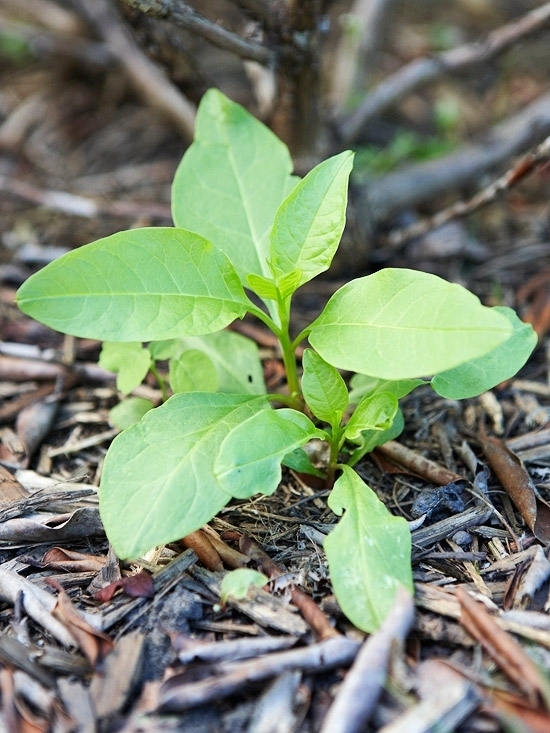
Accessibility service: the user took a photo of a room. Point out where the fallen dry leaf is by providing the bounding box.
[46,579,113,670]
[40,547,107,573]
[485,688,550,733]
[94,572,154,602]
[181,529,223,571]
[481,434,550,543]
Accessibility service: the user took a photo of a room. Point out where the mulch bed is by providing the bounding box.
[3,7,550,731]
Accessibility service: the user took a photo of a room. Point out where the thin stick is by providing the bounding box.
[386,134,550,247]
[341,2,550,143]
[122,0,273,65]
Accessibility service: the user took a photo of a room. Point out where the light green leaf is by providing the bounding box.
[100,393,269,559]
[176,331,266,395]
[309,268,513,380]
[148,340,180,360]
[99,342,152,395]
[347,409,404,465]
[214,408,324,499]
[220,568,268,603]
[169,350,218,393]
[325,465,412,632]
[246,274,279,301]
[282,447,326,478]
[302,349,348,426]
[16,228,250,342]
[172,89,298,282]
[109,397,154,430]
[431,307,537,399]
[344,391,398,442]
[348,374,425,405]
[269,152,354,290]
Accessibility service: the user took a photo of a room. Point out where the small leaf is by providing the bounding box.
[100,393,269,559]
[344,392,398,442]
[309,268,513,380]
[431,307,536,399]
[219,568,268,603]
[325,465,412,632]
[348,375,425,405]
[17,228,250,342]
[282,447,326,478]
[269,151,354,291]
[109,397,154,430]
[246,273,279,300]
[302,349,349,426]
[99,342,152,395]
[214,408,324,499]
[170,350,218,393]
[176,331,266,395]
[172,89,297,282]
[347,409,405,464]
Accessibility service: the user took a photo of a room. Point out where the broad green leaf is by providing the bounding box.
[169,350,218,393]
[348,374,425,405]
[431,307,536,399]
[16,228,250,342]
[344,391,398,442]
[172,89,298,282]
[325,465,412,632]
[100,393,269,559]
[309,269,513,380]
[109,397,154,430]
[99,342,152,395]
[269,152,354,290]
[302,349,348,426]
[214,408,324,499]
[148,340,180,360]
[220,568,268,603]
[176,331,266,395]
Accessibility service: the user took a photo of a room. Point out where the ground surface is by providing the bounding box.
[2,2,550,731]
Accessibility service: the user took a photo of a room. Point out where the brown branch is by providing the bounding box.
[73,0,196,140]
[386,134,550,247]
[0,175,172,221]
[359,91,550,226]
[340,1,550,144]
[122,0,274,65]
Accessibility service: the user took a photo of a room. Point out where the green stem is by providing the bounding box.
[150,364,168,402]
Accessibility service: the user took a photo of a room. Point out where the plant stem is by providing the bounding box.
[150,364,168,402]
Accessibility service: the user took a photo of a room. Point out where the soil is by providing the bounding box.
[2,2,550,731]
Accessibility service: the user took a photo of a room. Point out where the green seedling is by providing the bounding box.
[16,90,536,632]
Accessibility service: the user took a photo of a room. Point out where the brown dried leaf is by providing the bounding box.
[46,579,113,669]
[481,434,550,543]
[41,547,107,573]
[15,396,59,466]
[0,465,28,502]
[486,688,550,733]
[94,572,154,602]
[181,529,223,571]
[457,587,546,706]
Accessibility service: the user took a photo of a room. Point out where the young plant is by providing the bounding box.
[16,90,536,632]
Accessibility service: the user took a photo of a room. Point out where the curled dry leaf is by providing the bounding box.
[15,394,60,466]
[94,572,154,602]
[46,579,113,669]
[181,530,224,572]
[40,547,107,573]
[481,434,550,543]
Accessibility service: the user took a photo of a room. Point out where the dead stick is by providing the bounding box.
[239,534,339,640]
[320,587,414,733]
[375,441,462,486]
